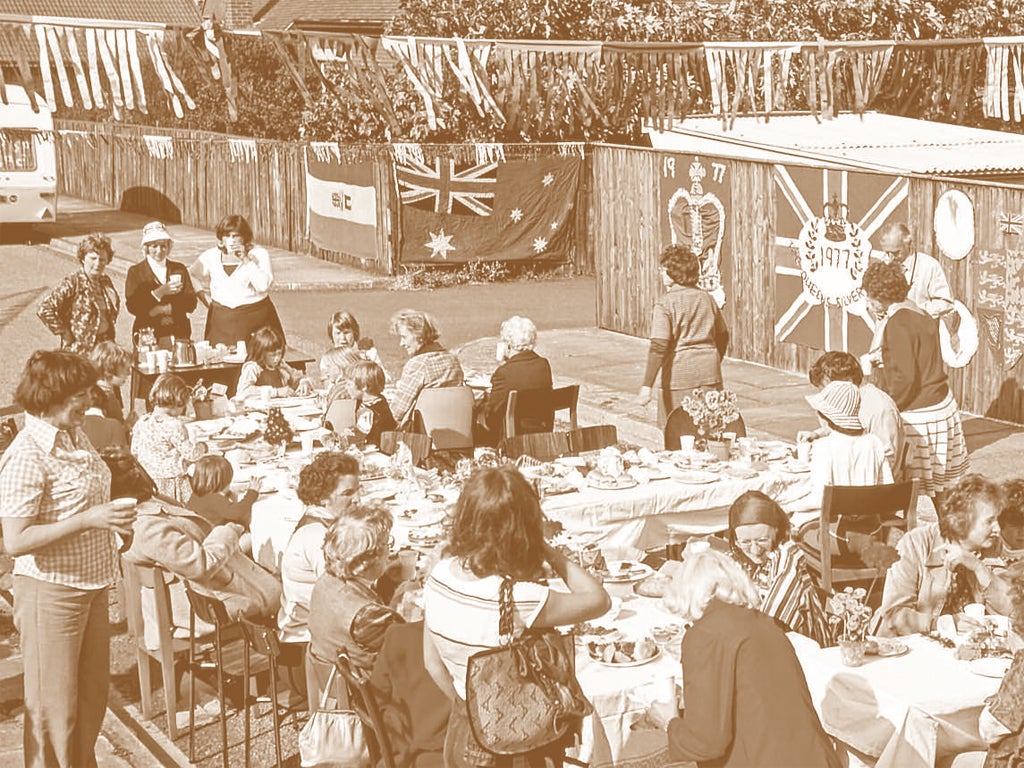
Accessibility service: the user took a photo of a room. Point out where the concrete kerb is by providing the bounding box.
[104,690,194,768]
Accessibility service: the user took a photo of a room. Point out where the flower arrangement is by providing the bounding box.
[680,388,739,439]
[826,587,873,643]
[190,379,212,403]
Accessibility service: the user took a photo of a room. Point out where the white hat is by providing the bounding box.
[141,221,172,245]
[805,381,862,431]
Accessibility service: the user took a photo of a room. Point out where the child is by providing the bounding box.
[132,373,208,503]
[89,340,133,423]
[82,385,129,452]
[187,454,262,528]
[348,359,396,447]
[236,325,312,400]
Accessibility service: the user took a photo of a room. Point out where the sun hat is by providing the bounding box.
[141,221,172,245]
[805,380,862,430]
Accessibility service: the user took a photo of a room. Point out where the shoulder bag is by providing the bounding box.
[464,577,591,755]
[299,663,370,768]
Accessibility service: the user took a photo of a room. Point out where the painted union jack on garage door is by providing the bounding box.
[773,165,908,354]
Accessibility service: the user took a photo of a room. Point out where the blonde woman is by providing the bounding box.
[650,549,840,768]
[307,502,403,675]
[388,309,463,426]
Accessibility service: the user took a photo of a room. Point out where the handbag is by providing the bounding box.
[99,447,158,502]
[299,664,370,768]
[465,577,591,755]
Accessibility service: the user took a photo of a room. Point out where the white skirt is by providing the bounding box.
[900,391,970,496]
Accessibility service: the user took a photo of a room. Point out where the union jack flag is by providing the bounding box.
[1000,213,1023,236]
[396,158,497,216]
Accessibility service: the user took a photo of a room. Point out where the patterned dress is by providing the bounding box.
[130,411,205,503]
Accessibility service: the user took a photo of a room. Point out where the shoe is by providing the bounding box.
[174,700,225,731]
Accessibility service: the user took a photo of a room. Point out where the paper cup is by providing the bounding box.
[156,350,170,373]
[679,435,695,452]
[964,603,986,622]
[111,497,138,510]
[300,432,315,455]
[169,274,182,288]
[398,550,419,581]
[144,349,158,371]
[860,353,874,376]
[260,385,273,403]
[236,340,247,357]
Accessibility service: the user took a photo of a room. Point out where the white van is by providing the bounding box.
[0,85,56,224]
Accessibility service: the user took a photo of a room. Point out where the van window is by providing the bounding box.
[0,133,36,171]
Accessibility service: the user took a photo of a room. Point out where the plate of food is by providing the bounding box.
[573,623,620,641]
[722,463,758,480]
[633,573,673,598]
[586,471,638,491]
[392,504,447,527]
[541,477,579,496]
[865,637,910,657]
[777,458,811,474]
[407,526,444,545]
[970,657,1012,678]
[587,636,660,667]
[600,560,654,583]
[673,469,719,485]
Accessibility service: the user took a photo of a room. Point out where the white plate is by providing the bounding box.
[590,647,661,668]
[674,470,719,485]
[777,459,811,474]
[970,657,1012,678]
[393,506,447,527]
[587,476,638,491]
[601,561,654,583]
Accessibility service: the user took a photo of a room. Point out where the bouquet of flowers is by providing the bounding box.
[826,587,873,643]
[190,379,212,403]
[680,389,739,439]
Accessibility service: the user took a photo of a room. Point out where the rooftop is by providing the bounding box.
[254,0,399,31]
[0,0,201,26]
[649,113,1024,178]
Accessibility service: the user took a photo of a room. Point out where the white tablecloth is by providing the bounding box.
[792,633,1000,768]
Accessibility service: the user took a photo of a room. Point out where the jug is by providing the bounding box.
[133,327,157,363]
[171,337,197,367]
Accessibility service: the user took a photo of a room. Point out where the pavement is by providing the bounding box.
[4,194,1024,766]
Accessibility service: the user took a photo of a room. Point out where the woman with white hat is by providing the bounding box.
[124,221,198,345]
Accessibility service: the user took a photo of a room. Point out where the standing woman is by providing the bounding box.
[38,233,121,355]
[0,351,137,767]
[124,222,197,346]
[189,214,285,347]
[423,466,610,768]
[862,260,970,504]
[637,244,730,424]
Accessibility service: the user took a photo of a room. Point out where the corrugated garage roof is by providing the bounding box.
[649,113,1024,177]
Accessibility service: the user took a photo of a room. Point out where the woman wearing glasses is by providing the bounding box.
[727,491,832,646]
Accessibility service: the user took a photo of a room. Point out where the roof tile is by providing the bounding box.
[255,0,399,29]
[0,0,201,26]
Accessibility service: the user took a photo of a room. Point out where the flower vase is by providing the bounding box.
[193,399,214,421]
[838,638,866,667]
[706,437,732,462]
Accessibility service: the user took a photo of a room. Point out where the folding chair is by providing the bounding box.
[412,386,475,451]
[568,425,618,454]
[324,398,358,432]
[798,479,920,594]
[335,652,397,768]
[505,385,580,439]
[238,618,286,768]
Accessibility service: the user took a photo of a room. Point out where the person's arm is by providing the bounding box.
[36,276,75,343]
[712,304,730,359]
[921,260,956,320]
[665,624,736,763]
[389,360,423,426]
[171,267,199,316]
[235,362,262,400]
[534,542,610,627]
[877,532,932,636]
[3,503,135,556]
[170,421,207,463]
[188,254,212,308]
[640,302,673,391]
[422,626,457,701]
[483,364,509,428]
[244,247,273,294]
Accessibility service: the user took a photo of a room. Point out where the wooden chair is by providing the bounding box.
[412,386,475,451]
[324,398,358,432]
[663,407,746,450]
[185,587,268,768]
[238,618,286,768]
[335,652,397,768]
[379,431,432,467]
[568,424,618,454]
[120,556,191,740]
[504,385,580,439]
[798,479,919,594]
[500,431,572,462]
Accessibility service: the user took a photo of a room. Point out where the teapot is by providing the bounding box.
[171,337,197,367]
[133,327,157,362]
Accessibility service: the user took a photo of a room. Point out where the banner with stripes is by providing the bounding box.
[304,147,378,261]
[773,165,908,354]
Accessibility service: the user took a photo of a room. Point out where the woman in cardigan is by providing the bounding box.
[124,222,198,347]
[637,244,730,425]
[38,234,121,355]
[862,259,969,503]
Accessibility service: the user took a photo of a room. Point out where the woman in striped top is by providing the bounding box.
[423,466,609,768]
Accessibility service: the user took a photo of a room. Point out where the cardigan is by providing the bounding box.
[37,270,120,354]
[642,285,729,394]
[667,599,841,768]
[483,350,553,438]
[877,304,949,412]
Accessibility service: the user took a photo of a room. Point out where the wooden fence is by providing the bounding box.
[54,121,595,276]
[590,143,1024,424]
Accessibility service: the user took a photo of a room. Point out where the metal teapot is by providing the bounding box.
[171,337,197,367]
[133,327,157,362]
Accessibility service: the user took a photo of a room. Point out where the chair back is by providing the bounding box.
[184,585,234,628]
[121,556,176,655]
[379,431,432,467]
[500,431,572,462]
[412,386,474,450]
[664,408,746,450]
[238,617,281,660]
[335,652,397,768]
[817,479,919,593]
[324,398,358,432]
[568,425,618,454]
[505,385,579,439]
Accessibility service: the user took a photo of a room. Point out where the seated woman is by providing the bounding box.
[649,548,840,766]
[727,491,831,646]
[877,474,1012,636]
[389,309,464,427]
[278,452,361,644]
[477,316,553,447]
[307,503,404,675]
[320,311,364,387]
